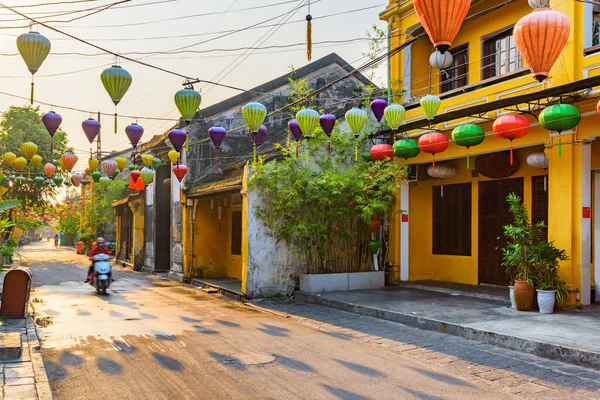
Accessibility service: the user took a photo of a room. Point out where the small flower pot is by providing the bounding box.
[536,289,556,314]
[513,279,535,311]
[509,285,516,309]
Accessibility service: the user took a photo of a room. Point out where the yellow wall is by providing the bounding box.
[189,192,242,280]
[129,198,145,270]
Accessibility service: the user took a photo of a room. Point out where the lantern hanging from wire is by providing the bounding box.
[288,119,304,160]
[429,51,454,70]
[44,163,55,178]
[296,108,319,164]
[115,157,127,171]
[242,102,268,162]
[421,94,441,124]
[427,163,457,197]
[16,29,51,105]
[418,131,449,173]
[249,125,268,162]
[88,157,99,171]
[527,150,549,191]
[3,152,16,167]
[130,169,140,183]
[126,123,144,150]
[140,167,155,186]
[53,176,64,187]
[14,157,27,172]
[493,114,530,164]
[152,157,161,170]
[141,154,154,167]
[100,64,132,134]
[173,164,188,182]
[384,104,406,133]
[61,152,78,172]
[21,142,38,160]
[369,144,394,161]
[174,85,201,124]
[413,0,470,54]
[99,176,111,188]
[538,104,580,157]
[71,173,83,187]
[91,171,101,183]
[393,139,420,160]
[82,118,100,158]
[168,150,179,164]
[370,99,388,138]
[345,108,368,161]
[168,129,187,153]
[102,159,118,177]
[208,126,227,173]
[30,154,42,169]
[513,8,570,82]
[451,124,485,169]
[319,114,336,156]
[34,176,44,187]
[42,111,62,153]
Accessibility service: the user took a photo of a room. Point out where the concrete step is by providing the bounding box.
[398,281,510,304]
[0,332,22,361]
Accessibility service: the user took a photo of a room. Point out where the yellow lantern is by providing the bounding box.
[141,154,154,167]
[115,157,127,171]
[30,154,42,168]
[88,157,99,171]
[21,142,38,160]
[3,152,16,166]
[168,150,179,164]
[14,157,27,171]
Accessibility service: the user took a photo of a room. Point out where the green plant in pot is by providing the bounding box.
[532,242,569,314]
[502,193,543,311]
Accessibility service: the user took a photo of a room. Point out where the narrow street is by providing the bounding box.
[19,241,598,400]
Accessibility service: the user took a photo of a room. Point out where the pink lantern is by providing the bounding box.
[102,159,118,177]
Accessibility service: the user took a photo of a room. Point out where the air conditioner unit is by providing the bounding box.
[406,164,419,182]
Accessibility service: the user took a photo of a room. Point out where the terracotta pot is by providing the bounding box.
[513,280,535,311]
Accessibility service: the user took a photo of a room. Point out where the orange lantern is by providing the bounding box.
[61,152,79,172]
[513,8,570,82]
[413,0,471,54]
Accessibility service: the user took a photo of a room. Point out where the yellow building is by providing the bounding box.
[381,0,600,304]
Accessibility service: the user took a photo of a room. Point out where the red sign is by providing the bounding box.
[401,213,409,223]
[583,207,591,219]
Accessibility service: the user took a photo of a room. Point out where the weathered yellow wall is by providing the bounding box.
[129,198,145,271]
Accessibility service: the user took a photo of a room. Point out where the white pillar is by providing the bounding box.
[400,181,410,281]
[595,172,600,302]
[403,43,412,105]
[581,144,592,305]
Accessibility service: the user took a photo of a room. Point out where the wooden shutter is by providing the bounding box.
[231,211,242,255]
[531,175,548,242]
[432,183,472,255]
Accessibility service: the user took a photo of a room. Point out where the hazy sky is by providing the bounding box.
[0,0,388,171]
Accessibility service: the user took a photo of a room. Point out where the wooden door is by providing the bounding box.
[478,178,524,285]
[531,175,549,242]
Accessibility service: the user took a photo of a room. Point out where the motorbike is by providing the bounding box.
[90,253,112,295]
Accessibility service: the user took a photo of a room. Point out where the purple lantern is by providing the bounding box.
[125,123,144,149]
[255,125,267,145]
[319,114,336,155]
[82,118,101,159]
[288,119,303,160]
[42,111,62,137]
[168,128,187,152]
[370,99,388,137]
[208,126,227,173]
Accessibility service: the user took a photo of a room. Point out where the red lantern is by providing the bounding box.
[369,218,380,234]
[173,164,188,182]
[493,114,530,165]
[369,144,394,161]
[418,131,449,173]
[597,99,600,115]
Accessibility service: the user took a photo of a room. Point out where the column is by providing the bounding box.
[581,144,592,305]
[400,181,409,281]
[595,172,600,302]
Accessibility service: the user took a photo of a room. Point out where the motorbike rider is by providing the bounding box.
[54,234,59,248]
[85,237,112,283]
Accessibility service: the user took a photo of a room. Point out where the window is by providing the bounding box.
[441,44,469,93]
[531,176,548,243]
[482,28,523,80]
[231,211,242,255]
[593,6,600,47]
[432,183,471,256]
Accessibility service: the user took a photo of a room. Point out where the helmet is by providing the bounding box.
[97,237,105,244]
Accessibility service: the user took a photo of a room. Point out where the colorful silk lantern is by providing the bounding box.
[393,139,420,160]
[167,150,179,164]
[174,87,201,123]
[346,108,368,161]
[288,119,304,160]
[71,173,83,187]
[369,240,380,255]
[34,176,44,187]
[115,157,127,171]
[3,152,16,167]
[493,114,530,164]
[53,176,64,187]
[128,165,137,171]
[102,159,118,177]
[126,123,144,149]
[82,118,100,157]
[14,157,27,171]
[141,154,154,167]
[140,167,155,186]
[99,176,111,188]
[42,111,62,137]
[297,109,319,163]
[21,142,38,160]
[81,179,88,186]
[319,114,336,156]
[100,65,132,133]
[427,163,457,197]
[369,144,394,161]
[384,104,406,132]
[451,124,485,168]
[242,102,267,133]
[88,157,99,171]
[112,169,120,180]
[30,154,42,169]
[168,129,187,153]
[16,30,51,104]
[130,170,141,183]
[429,51,454,69]
[527,150,549,191]
[413,0,470,53]
[418,131,449,173]
[152,158,161,170]
[513,8,570,82]
[61,152,78,172]
[173,164,188,182]
[249,125,267,162]
[370,99,388,138]
[64,180,72,187]
[208,126,227,173]
[420,94,441,123]
[538,104,581,156]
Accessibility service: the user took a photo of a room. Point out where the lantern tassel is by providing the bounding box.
[431,157,435,174]
[114,112,118,134]
[216,152,219,174]
[544,175,547,192]
[296,146,299,160]
[305,143,309,165]
[355,144,358,161]
[377,126,381,138]
[441,184,444,198]
[466,153,470,169]
[306,17,312,61]
[30,80,34,105]
[328,141,331,156]
[510,146,514,165]
[253,143,257,163]
[558,137,562,157]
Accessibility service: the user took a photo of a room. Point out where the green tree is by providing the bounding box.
[0,106,72,207]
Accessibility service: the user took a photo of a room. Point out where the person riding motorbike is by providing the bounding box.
[85,237,112,283]
[54,234,59,248]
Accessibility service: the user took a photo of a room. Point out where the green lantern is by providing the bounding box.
[128,165,137,171]
[345,108,368,161]
[174,87,201,123]
[112,169,120,180]
[17,31,51,105]
[64,180,72,187]
[363,151,372,162]
[50,182,56,188]
[296,109,319,139]
[152,157,162,170]
[393,139,420,160]
[16,176,26,185]
[26,178,34,185]
[242,102,267,133]
[99,176,111,188]
[81,179,88,186]
[451,124,485,168]
[369,240,380,255]
[100,65,133,134]
[44,179,50,185]
[91,171,102,183]
[9,175,16,182]
[539,104,581,157]
[384,104,406,131]
[420,94,441,123]
[53,176,64,187]
[140,167,155,186]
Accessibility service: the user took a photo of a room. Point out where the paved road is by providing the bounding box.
[19,241,600,399]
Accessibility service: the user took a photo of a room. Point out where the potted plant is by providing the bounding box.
[532,241,569,314]
[1,244,13,266]
[502,193,544,311]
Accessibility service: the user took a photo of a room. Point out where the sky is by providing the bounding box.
[0,0,389,172]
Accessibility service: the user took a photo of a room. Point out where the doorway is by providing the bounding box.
[478,178,524,285]
[154,165,171,271]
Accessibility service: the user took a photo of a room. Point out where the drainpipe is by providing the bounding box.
[387,21,392,104]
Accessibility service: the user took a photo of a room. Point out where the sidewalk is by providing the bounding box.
[293,286,600,370]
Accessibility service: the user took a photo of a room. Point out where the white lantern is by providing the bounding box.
[528,0,550,9]
[427,164,456,197]
[429,51,454,70]
[526,151,548,169]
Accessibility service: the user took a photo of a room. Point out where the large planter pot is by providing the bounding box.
[300,271,385,293]
[537,289,556,314]
[509,285,516,309]
[513,280,535,311]
[1,255,9,265]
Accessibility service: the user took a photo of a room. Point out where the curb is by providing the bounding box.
[295,291,600,371]
[27,305,53,400]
